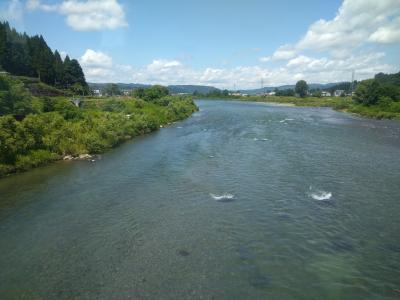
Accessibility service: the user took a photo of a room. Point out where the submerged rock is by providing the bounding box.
[177,249,190,257]
[78,154,92,160]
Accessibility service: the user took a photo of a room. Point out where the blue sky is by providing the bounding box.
[1,0,400,88]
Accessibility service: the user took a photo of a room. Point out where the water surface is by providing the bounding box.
[1,100,400,299]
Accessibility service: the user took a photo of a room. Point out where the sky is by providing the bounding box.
[1,0,400,89]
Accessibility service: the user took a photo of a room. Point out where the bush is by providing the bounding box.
[354,79,381,106]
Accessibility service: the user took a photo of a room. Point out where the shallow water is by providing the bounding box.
[1,100,400,299]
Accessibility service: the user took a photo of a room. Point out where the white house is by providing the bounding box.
[321,91,331,97]
[93,89,102,97]
[334,90,345,97]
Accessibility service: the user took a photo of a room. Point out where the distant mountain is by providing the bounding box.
[89,82,350,95]
[168,85,219,94]
[239,83,345,95]
[89,83,219,94]
[89,83,151,90]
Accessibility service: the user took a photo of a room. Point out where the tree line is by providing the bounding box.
[0,22,87,92]
[0,75,198,177]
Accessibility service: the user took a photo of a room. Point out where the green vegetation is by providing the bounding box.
[295,80,309,97]
[0,21,87,93]
[0,76,198,177]
[198,72,400,120]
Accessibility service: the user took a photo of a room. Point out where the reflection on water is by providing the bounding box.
[0,100,400,299]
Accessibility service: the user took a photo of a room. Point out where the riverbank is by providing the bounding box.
[0,96,198,178]
[196,96,400,120]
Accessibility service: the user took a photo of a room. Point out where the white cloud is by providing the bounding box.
[80,49,113,68]
[297,0,400,53]
[260,0,400,63]
[147,59,182,72]
[271,45,297,61]
[59,51,68,60]
[369,17,400,43]
[78,1,399,88]
[26,0,57,11]
[0,0,24,22]
[80,49,395,89]
[26,0,127,31]
[259,56,270,63]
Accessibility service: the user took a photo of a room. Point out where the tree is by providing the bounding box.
[63,58,87,91]
[0,22,6,69]
[53,50,64,87]
[142,85,169,102]
[104,84,121,96]
[0,75,33,115]
[133,87,145,99]
[353,79,381,106]
[71,83,85,96]
[295,80,308,97]
[0,22,88,90]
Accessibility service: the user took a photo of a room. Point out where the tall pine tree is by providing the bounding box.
[0,22,87,89]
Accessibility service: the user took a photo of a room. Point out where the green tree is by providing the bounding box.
[71,83,85,96]
[104,83,121,96]
[133,87,145,99]
[295,80,308,97]
[53,50,64,87]
[28,35,55,84]
[0,22,6,69]
[142,85,169,102]
[353,79,382,106]
[0,75,33,115]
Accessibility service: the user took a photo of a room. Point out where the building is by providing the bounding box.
[334,90,345,97]
[321,91,331,97]
[93,89,102,97]
[122,89,131,96]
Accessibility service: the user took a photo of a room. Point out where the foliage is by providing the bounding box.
[295,80,309,97]
[0,75,35,115]
[139,85,170,102]
[104,83,121,96]
[0,21,87,92]
[353,79,382,106]
[275,89,295,97]
[0,78,198,177]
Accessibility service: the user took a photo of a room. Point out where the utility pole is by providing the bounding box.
[261,78,264,95]
[350,70,355,95]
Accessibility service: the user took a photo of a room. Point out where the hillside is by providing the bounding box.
[88,83,219,95]
[0,22,87,92]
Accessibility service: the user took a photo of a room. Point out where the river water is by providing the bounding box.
[0,100,400,299]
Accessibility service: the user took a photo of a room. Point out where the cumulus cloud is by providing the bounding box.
[81,49,395,89]
[80,49,113,68]
[26,0,127,31]
[271,45,297,61]
[78,1,398,88]
[260,0,400,63]
[297,0,400,53]
[369,17,400,43]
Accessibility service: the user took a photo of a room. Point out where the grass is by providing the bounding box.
[201,95,400,120]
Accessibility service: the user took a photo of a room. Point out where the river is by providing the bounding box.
[1,100,400,299]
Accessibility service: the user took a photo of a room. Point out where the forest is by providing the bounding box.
[0,21,87,93]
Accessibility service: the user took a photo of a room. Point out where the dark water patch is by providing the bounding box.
[177,249,190,257]
[330,236,356,253]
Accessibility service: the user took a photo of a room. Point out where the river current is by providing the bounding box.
[0,100,399,299]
